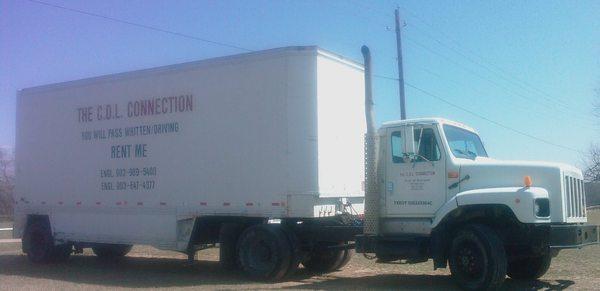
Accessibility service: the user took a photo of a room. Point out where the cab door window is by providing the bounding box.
[391,131,404,163]
[414,128,441,162]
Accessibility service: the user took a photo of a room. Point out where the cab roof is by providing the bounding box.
[381,117,477,133]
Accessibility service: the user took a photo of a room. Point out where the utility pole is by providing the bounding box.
[395,8,407,120]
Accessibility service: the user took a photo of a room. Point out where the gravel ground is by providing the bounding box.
[0,211,598,290]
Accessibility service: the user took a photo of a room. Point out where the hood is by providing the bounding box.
[458,157,584,223]
[458,157,581,192]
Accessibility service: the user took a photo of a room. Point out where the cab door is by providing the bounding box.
[385,125,446,217]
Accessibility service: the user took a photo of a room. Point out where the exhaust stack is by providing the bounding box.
[361,46,380,235]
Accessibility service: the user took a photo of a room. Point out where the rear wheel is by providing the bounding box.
[219,223,244,270]
[302,242,353,273]
[280,225,304,278]
[237,224,292,281]
[507,252,551,280]
[448,224,507,291]
[92,244,132,258]
[337,248,354,269]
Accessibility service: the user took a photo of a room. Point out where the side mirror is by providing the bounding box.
[403,125,416,157]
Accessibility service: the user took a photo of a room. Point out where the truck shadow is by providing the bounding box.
[285,273,459,290]
[0,254,253,287]
[284,274,574,291]
[0,254,575,290]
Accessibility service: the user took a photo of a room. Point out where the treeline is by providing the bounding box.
[0,148,14,217]
[586,182,600,207]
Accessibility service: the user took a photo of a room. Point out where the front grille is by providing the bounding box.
[564,176,586,218]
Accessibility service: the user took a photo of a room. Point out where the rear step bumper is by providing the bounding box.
[550,224,599,249]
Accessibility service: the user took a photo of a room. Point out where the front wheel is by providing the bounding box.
[507,252,551,280]
[448,224,507,291]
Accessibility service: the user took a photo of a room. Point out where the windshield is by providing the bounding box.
[443,125,488,159]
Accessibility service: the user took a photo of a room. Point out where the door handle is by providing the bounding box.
[448,175,470,190]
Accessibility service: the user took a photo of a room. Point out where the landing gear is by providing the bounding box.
[23,219,72,263]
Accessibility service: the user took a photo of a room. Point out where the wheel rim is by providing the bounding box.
[455,241,485,280]
[247,238,277,274]
[255,240,273,262]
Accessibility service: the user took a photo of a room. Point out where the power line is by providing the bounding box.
[405,21,585,114]
[402,36,596,124]
[25,0,584,154]
[355,1,589,118]
[407,82,582,154]
[348,1,594,125]
[373,74,583,154]
[411,66,596,131]
[397,5,584,113]
[26,0,253,52]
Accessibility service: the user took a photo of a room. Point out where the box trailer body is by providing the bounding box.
[14,47,365,252]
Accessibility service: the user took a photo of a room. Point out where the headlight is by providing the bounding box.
[534,198,550,217]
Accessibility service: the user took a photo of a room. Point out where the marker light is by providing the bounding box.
[448,171,459,179]
[524,176,532,187]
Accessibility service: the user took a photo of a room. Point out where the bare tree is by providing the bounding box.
[585,90,600,182]
[595,88,600,120]
[0,148,15,216]
[584,144,600,182]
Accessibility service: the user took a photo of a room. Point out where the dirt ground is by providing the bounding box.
[0,211,598,290]
[0,221,13,240]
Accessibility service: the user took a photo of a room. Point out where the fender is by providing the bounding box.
[432,186,550,228]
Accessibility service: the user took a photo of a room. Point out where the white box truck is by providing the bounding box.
[14,46,365,280]
[15,45,599,289]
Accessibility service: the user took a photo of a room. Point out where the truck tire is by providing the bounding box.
[302,242,351,273]
[219,223,243,270]
[237,224,292,281]
[448,224,507,291]
[507,252,551,280]
[92,244,133,258]
[337,249,354,269]
[23,220,54,263]
[280,226,304,278]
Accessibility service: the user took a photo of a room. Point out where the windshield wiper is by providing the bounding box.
[454,149,476,159]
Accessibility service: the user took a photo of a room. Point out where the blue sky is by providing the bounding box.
[1,0,598,166]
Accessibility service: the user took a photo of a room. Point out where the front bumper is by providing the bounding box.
[550,224,599,249]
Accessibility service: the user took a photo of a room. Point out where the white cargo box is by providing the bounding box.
[15,46,365,248]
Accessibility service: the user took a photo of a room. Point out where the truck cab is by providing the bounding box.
[357,117,599,290]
